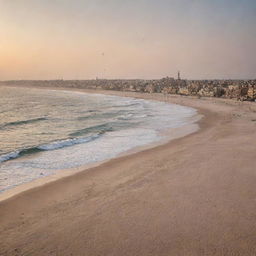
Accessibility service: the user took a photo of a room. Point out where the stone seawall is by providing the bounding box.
[1,78,256,101]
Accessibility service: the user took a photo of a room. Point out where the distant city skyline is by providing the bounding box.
[0,0,255,80]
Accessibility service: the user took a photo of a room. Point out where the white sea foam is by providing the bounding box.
[0,89,199,193]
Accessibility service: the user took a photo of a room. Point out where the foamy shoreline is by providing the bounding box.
[0,85,201,201]
[1,85,256,255]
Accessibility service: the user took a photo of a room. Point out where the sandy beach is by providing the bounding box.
[1,88,256,256]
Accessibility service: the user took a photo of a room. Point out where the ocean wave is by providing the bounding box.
[0,134,100,163]
[1,117,47,129]
[38,135,99,150]
[69,120,139,137]
[69,123,114,137]
[77,110,129,121]
[117,114,133,120]
[0,151,20,163]
[112,102,140,108]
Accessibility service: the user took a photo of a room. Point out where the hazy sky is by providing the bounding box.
[0,0,255,80]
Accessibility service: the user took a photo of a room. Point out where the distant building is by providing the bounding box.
[178,71,181,80]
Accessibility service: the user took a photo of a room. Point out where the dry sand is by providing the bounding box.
[0,88,256,256]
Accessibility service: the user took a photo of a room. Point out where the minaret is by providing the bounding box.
[178,71,181,80]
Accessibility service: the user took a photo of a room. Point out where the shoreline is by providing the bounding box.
[1,85,256,255]
[0,85,201,202]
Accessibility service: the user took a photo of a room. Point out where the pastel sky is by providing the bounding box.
[0,0,255,80]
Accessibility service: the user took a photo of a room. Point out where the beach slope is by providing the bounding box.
[1,92,256,256]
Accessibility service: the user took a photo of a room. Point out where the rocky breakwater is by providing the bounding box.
[1,78,255,101]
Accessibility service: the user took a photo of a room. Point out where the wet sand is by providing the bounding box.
[1,87,256,255]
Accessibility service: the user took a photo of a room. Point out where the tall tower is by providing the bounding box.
[178,71,181,80]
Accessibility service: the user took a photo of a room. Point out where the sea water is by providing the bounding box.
[0,86,198,192]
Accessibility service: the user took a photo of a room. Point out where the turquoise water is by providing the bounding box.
[0,86,198,192]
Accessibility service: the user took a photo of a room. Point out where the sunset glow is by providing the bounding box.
[0,0,255,80]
